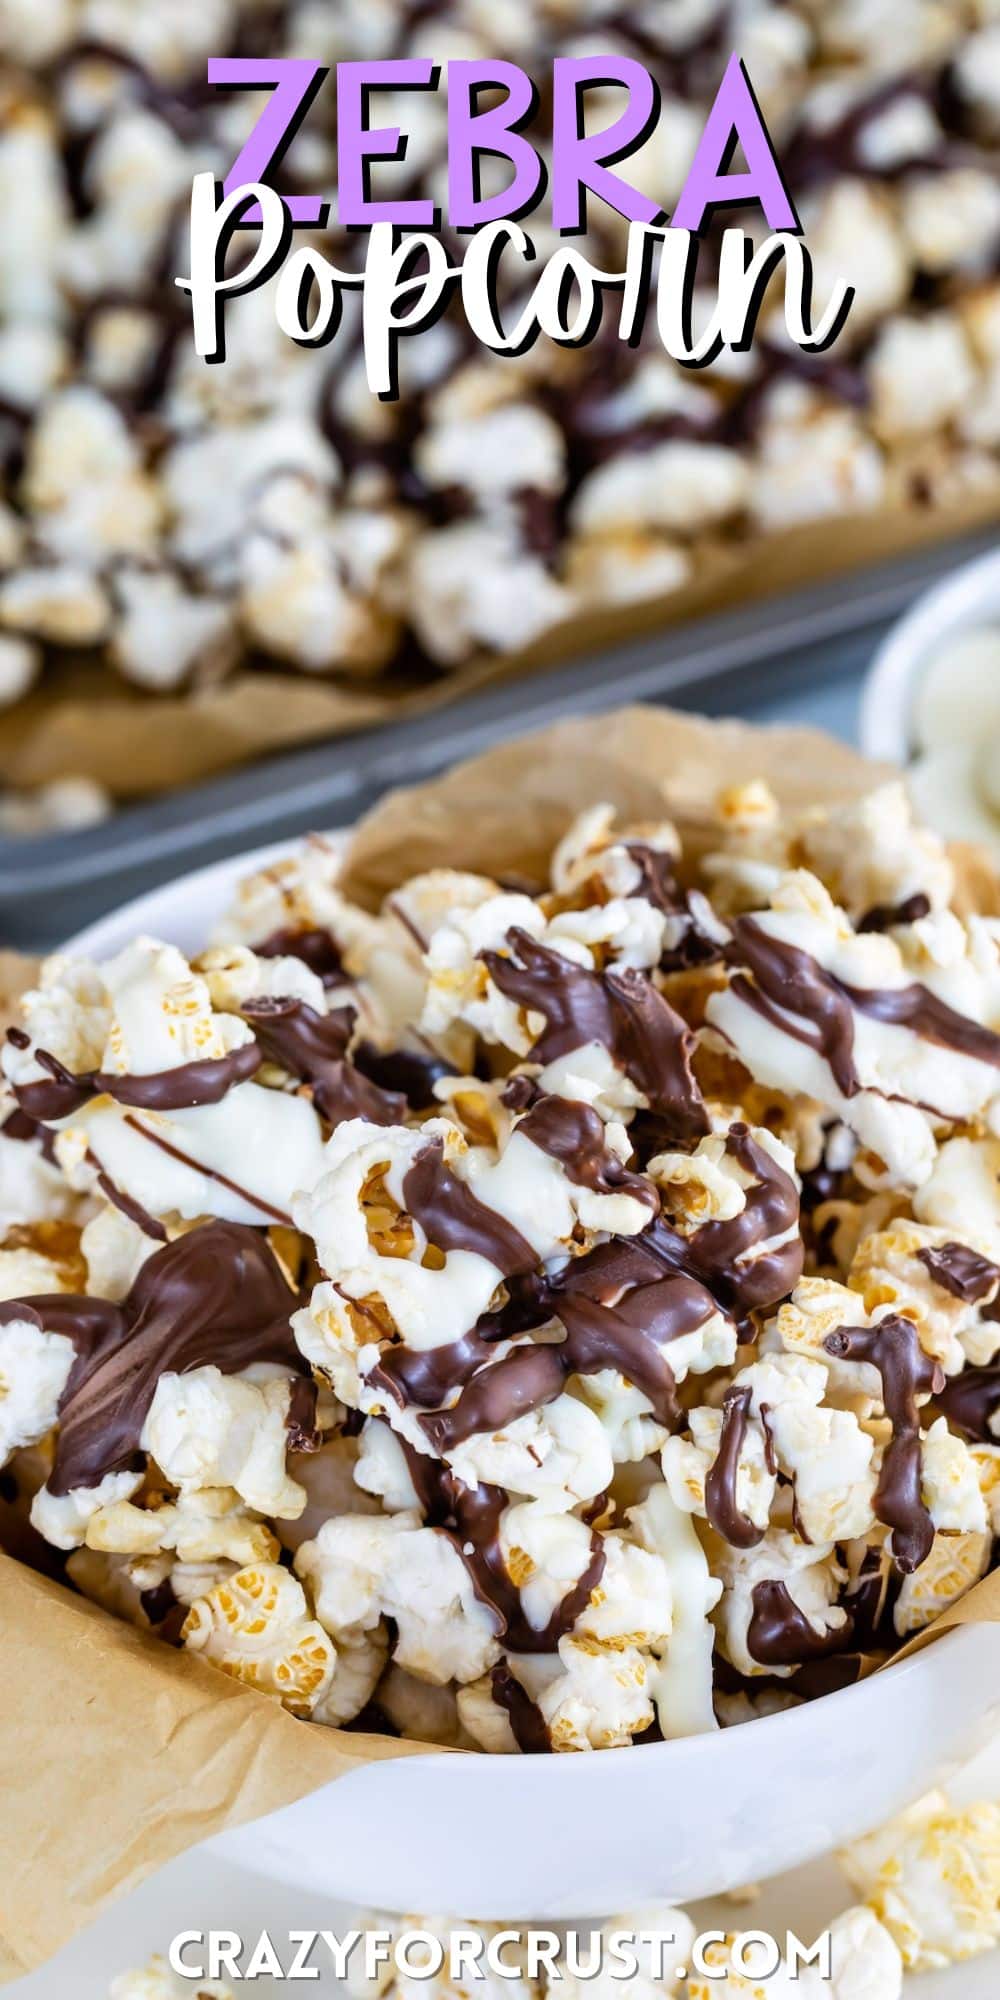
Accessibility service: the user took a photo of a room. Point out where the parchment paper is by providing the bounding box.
[3,704,1000,1982]
[1,483,998,797]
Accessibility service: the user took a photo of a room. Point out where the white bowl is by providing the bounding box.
[65,843,1000,1915]
[860,544,1000,765]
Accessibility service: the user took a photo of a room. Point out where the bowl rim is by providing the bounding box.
[62,835,985,1775]
[860,544,1000,765]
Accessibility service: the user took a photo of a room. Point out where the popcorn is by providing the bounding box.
[110,1959,234,2000]
[901,169,1000,277]
[0,774,112,839]
[5,760,1000,1749]
[0,1312,75,1467]
[749,396,885,531]
[919,1415,988,1533]
[685,1907,902,2000]
[0,1231,83,1297]
[463,1635,658,1753]
[67,1545,173,1628]
[710,1527,850,1679]
[868,314,978,442]
[342,1914,541,1999]
[415,404,567,500]
[406,519,571,665]
[239,528,399,677]
[802,181,911,341]
[140,1367,306,1520]
[953,24,1000,141]
[914,1135,1000,1259]
[32,1466,146,1552]
[794,781,954,925]
[571,443,749,538]
[706,871,1000,1188]
[552,1908,697,2000]
[848,1219,1000,1373]
[0,563,112,647]
[0,1123,80,1236]
[375,1663,471,1746]
[0,634,39,708]
[297,1511,499,1686]
[109,569,235,692]
[181,1561,338,1717]
[892,1525,991,1636]
[840,1789,1000,1970]
[806,1904,903,2000]
[80,1199,156,1301]
[2,935,329,1228]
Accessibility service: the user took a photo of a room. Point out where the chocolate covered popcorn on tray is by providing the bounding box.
[4,729,1000,1756]
[2,0,1000,798]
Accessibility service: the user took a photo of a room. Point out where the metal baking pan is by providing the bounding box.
[2,526,994,949]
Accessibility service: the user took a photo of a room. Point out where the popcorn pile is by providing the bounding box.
[1,1,1000,711]
[3,774,1000,1754]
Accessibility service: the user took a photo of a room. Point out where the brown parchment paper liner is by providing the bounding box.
[1,485,998,797]
[3,704,1000,1982]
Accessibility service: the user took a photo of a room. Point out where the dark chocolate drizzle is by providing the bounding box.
[242,997,406,1128]
[0,1222,304,1495]
[516,1094,658,1215]
[542,1237,720,1430]
[727,921,858,1096]
[658,891,728,975]
[502,1075,540,1114]
[286,1375,322,1454]
[714,1649,866,1706]
[728,919,1000,1098]
[747,1581,855,1668]
[1,1104,59,1164]
[354,1039,458,1111]
[844,1546,902,1650]
[402,1139,537,1277]
[622,841,680,914]
[490,1661,552,1754]
[117,1111,293,1226]
[399,1438,605,1654]
[482,930,709,1139]
[376,1219,724,1449]
[138,1577,180,1628]
[645,1124,803,1316]
[846,979,1000,1068]
[370,1325,497,1414]
[705,1386,765,1548]
[94,1169,168,1244]
[417,1341,568,1452]
[9,1036,262,1124]
[824,1317,944,1573]
[255,926,345,988]
[934,1365,1000,1443]
[857,894,932,934]
[917,1243,1000,1306]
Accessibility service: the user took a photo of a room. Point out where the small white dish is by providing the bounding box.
[860,544,1000,766]
[61,843,1000,1917]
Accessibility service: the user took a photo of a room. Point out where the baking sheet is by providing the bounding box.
[1,527,992,949]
